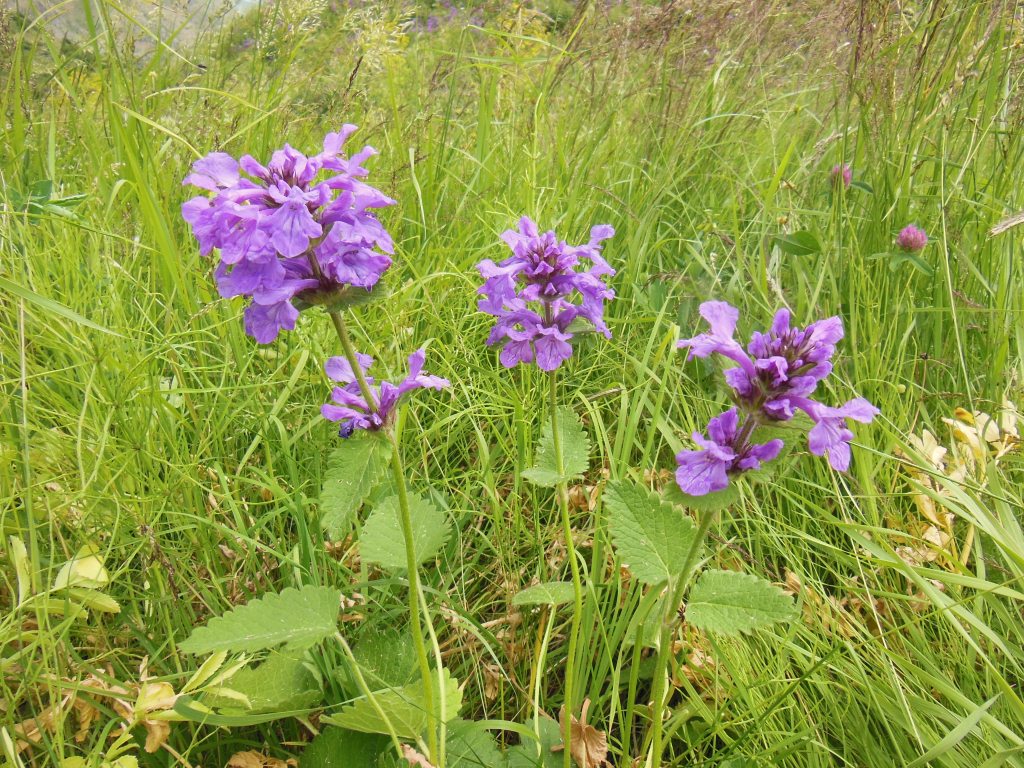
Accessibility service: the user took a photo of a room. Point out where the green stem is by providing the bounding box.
[387,431,439,764]
[328,311,379,411]
[326,311,438,764]
[649,509,716,767]
[549,370,583,768]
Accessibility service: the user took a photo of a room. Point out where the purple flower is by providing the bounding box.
[896,224,928,253]
[181,127,395,344]
[321,349,450,437]
[675,409,784,496]
[787,396,880,471]
[679,302,843,415]
[675,300,879,490]
[831,163,852,188]
[477,217,615,372]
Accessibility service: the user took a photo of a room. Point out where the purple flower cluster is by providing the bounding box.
[674,301,879,495]
[476,217,615,371]
[896,224,928,252]
[321,349,450,437]
[182,126,395,344]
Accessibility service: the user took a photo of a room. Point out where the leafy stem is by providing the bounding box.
[326,310,438,764]
[550,370,584,768]
[648,508,716,766]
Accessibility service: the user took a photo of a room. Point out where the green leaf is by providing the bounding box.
[323,667,463,740]
[522,406,590,487]
[320,434,390,539]
[350,626,418,688]
[772,230,821,256]
[293,277,392,314]
[360,493,450,571]
[180,585,340,655]
[663,481,740,511]
[512,581,575,606]
[507,717,563,767]
[849,180,874,194]
[447,719,505,767]
[686,570,796,636]
[0,276,122,337]
[301,728,388,768]
[200,652,322,715]
[605,480,698,586]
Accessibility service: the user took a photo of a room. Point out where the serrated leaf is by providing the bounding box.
[605,480,697,585]
[350,625,418,688]
[507,717,563,768]
[686,570,796,636]
[180,585,340,655]
[522,406,590,487]
[320,434,390,538]
[360,493,450,571]
[323,668,462,740]
[301,728,388,768]
[512,581,575,606]
[447,719,505,767]
[772,230,821,256]
[201,652,322,715]
[66,587,121,614]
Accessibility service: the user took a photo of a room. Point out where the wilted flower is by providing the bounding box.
[896,224,928,253]
[831,163,852,188]
[182,126,395,343]
[321,349,449,437]
[477,217,615,371]
[675,300,879,493]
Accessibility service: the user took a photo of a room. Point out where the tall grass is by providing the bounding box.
[2,1,1023,765]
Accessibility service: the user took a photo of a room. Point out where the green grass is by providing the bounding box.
[2,1,1024,766]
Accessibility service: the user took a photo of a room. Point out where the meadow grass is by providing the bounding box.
[2,1,1023,766]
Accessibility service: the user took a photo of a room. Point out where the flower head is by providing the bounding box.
[679,301,843,415]
[477,217,615,371]
[831,163,852,188]
[896,224,928,253]
[675,301,878,493]
[182,127,395,344]
[675,409,784,496]
[321,349,449,437]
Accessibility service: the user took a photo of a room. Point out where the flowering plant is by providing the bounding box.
[181,126,395,343]
[676,301,879,495]
[477,216,615,371]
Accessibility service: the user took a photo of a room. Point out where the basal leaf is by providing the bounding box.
[507,717,563,768]
[323,667,463,740]
[201,652,322,715]
[447,719,505,767]
[180,585,340,655]
[320,434,390,539]
[512,581,575,606]
[686,570,796,636]
[360,493,450,571]
[522,406,590,487]
[301,728,388,768]
[605,480,698,586]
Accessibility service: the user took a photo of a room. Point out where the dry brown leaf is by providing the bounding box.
[401,744,436,767]
[227,750,298,768]
[553,699,608,768]
[482,663,502,701]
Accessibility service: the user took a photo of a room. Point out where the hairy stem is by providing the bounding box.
[550,370,583,768]
[388,433,439,764]
[649,509,716,766]
[325,311,438,763]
